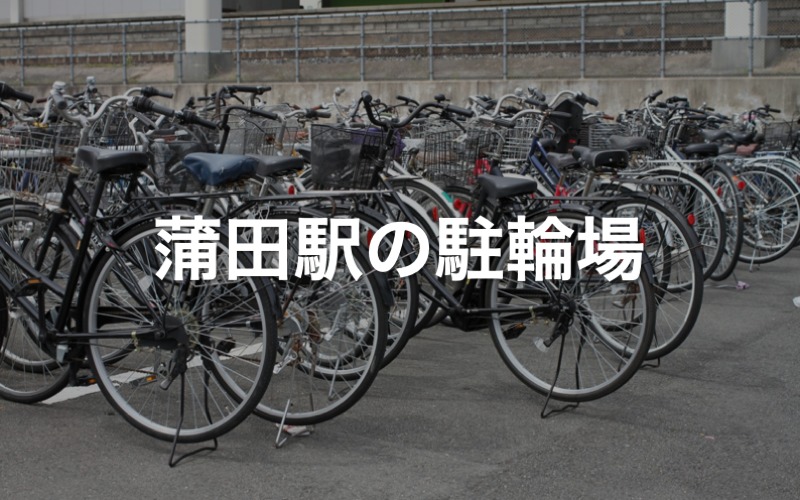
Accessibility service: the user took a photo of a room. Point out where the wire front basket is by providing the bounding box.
[85,107,143,152]
[224,107,304,156]
[310,124,384,189]
[579,121,626,149]
[500,116,538,162]
[0,123,81,202]
[421,123,494,187]
[762,121,794,150]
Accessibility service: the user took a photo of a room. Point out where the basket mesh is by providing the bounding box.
[579,122,627,149]
[225,107,303,156]
[499,116,538,162]
[762,121,794,150]
[310,124,384,189]
[421,123,494,187]
[0,123,82,201]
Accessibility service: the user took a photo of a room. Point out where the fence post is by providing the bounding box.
[579,5,586,78]
[502,8,508,80]
[360,14,365,82]
[295,17,300,83]
[660,2,666,78]
[122,24,128,85]
[428,11,434,81]
[18,29,24,87]
[177,21,183,85]
[748,0,754,77]
[235,19,241,83]
[69,26,75,86]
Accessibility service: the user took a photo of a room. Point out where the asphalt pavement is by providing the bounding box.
[1,249,799,499]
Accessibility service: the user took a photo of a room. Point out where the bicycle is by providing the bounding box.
[0,144,279,457]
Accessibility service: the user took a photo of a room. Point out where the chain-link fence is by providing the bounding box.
[0,0,797,86]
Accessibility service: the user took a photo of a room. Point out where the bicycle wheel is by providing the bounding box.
[375,192,443,334]
[486,208,655,402]
[637,167,726,281]
[0,206,73,403]
[600,193,704,359]
[736,163,800,264]
[348,206,419,369]
[83,219,277,443]
[253,209,389,426]
[386,177,458,332]
[700,162,744,281]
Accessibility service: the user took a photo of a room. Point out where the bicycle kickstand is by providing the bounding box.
[274,398,314,449]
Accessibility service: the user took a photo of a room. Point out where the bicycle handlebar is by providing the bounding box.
[132,96,175,117]
[180,110,219,129]
[132,96,221,129]
[225,85,271,95]
[361,90,472,130]
[396,95,420,107]
[140,86,174,99]
[0,82,34,103]
[222,105,279,121]
[51,91,68,111]
[645,89,663,103]
[576,92,599,107]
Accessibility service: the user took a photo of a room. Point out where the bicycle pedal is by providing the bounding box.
[12,278,45,297]
[74,374,97,387]
[503,323,526,340]
[216,337,236,355]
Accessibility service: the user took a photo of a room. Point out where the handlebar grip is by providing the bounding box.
[704,106,716,112]
[471,97,493,110]
[532,89,547,102]
[307,109,331,119]
[525,97,547,107]
[396,95,419,106]
[684,113,708,121]
[647,89,663,102]
[132,96,175,117]
[51,92,68,111]
[493,118,515,129]
[769,107,781,114]
[549,111,573,119]
[361,90,373,105]
[583,95,599,107]
[0,83,34,103]
[181,110,219,130]
[666,96,689,104]
[247,107,279,120]
[141,86,174,99]
[229,85,271,94]
[444,104,474,118]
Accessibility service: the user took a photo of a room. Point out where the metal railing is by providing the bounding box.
[0,0,797,87]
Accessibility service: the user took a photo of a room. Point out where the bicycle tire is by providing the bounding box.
[600,193,704,359]
[82,219,277,443]
[253,208,389,426]
[735,163,800,264]
[699,162,744,281]
[0,206,74,403]
[486,206,655,402]
[635,167,727,280]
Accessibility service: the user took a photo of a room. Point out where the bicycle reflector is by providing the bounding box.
[687,213,696,226]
